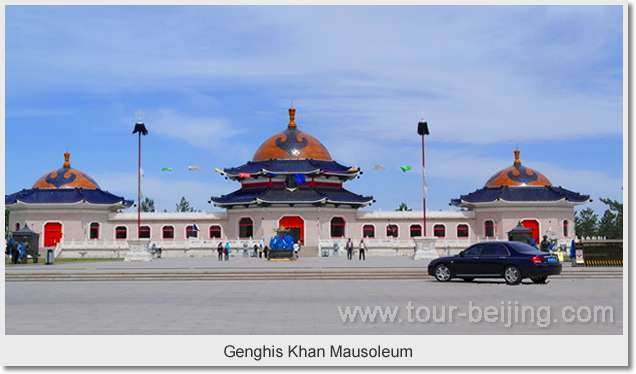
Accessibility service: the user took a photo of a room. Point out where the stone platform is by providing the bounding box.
[5,255,621,282]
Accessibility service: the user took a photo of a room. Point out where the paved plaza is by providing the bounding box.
[5,256,624,335]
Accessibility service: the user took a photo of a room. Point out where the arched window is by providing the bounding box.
[362,224,375,238]
[162,226,174,239]
[457,224,469,238]
[209,225,222,238]
[115,226,127,239]
[433,224,446,238]
[89,222,100,239]
[239,218,253,238]
[386,224,399,238]
[563,220,569,238]
[186,225,199,238]
[139,226,151,239]
[484,220,495,237]
[330,217,345,238]
[14,223,20,231]
[410,224,422,238]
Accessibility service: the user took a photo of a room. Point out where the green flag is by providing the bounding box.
[400,166,412,172]
[161,167,172,171]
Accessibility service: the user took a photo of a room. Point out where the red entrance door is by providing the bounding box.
[279,216,304,245]
[44,222,63,247]
[521,220,540,242]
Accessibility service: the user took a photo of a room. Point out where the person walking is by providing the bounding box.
[224,242,231,261]
[345,238,353,260]
[359,239,366,260]
[217,242,224,261]
[293,241,300,260]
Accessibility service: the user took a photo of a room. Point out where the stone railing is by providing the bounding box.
[318,237,472,257]
[56,236,476,259]
[318,238,415,257]
[57,238,267,259]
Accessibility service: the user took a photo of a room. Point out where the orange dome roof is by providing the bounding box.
[484,150,552,187]
[32,152,101,189]
[252,108,333,161]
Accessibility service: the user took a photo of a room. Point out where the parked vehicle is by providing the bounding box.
[427,241,562,285]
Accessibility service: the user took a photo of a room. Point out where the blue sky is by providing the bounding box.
[5,5,624,216]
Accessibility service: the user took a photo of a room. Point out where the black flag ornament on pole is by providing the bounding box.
[133,122,148,135]
[417,121,429,136]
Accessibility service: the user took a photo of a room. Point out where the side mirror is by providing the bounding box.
[459,251,465,257]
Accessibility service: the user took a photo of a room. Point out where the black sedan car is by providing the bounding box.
[427,241,562,285]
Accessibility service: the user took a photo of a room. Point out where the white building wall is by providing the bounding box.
[7,201,579,259]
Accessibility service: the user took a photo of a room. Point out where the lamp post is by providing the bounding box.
[132,112,148,239]
[417,119,429,236]
[412,118,437,263]
[125,112,151,262]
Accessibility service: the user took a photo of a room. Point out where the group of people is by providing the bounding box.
[216,242,232,261]
[5,237,28,264]
[252,243,270,259]
[216,242,272,261]
[344,238,366,260]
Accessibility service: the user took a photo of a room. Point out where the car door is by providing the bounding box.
[453,243,487,276]
[480,243,511,275]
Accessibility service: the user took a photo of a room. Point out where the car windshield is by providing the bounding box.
[509,241,544,254]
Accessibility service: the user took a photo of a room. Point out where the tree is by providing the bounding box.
[598,210,619,239]
[175,196,196,212]
[598,198,623,239]
[141,197,156,213]
[575,207,598,238]
[396,202,412,211]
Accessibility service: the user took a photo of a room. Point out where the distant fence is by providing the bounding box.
[577,240,623,267]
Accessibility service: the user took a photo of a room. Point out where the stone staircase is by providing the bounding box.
[5,267,622,282]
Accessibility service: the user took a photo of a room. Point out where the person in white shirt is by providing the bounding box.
[293,241,300,260]
[359,239,366,260]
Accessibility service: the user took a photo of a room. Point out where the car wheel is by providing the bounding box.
[504,265,522,285]
[434,264,452,282]
[462,277,474,282]
[531,276,548,284]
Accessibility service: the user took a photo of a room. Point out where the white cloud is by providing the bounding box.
[150,109,243,149]
[94,171,232,212]
[5,5,623,218]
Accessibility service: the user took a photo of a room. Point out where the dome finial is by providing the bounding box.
[288,107,297,129]
[514,149,521,165]
[63,152,71,168]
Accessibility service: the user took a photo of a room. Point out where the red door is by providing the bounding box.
[521,220,540,242]
[44,222,63,247]
[279,216,304,245]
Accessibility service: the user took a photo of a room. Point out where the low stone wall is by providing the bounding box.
[56,239,466,259]
[57,248,125,259]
